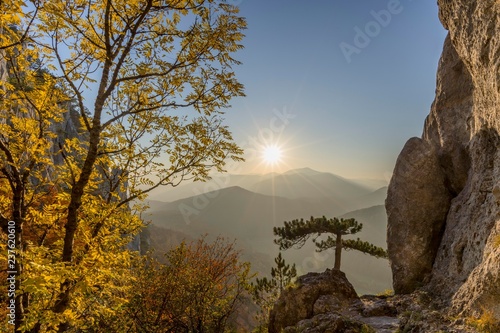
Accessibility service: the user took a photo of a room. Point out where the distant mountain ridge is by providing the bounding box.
[147,185,344,244]
[147,167,387,208]
[250,170,369,201]
[145,168,391,294]
[282,167,324,176]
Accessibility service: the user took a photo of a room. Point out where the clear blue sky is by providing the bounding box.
[222,0,448,180]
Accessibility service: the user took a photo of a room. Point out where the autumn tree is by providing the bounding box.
[251,253,297,332]
[0,6,72,330]
[126,236,252,333]
[0,0,246,331]
[273,216,388,270]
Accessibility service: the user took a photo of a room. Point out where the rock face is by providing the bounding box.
[268,269,359,333]
[386,0,500,320]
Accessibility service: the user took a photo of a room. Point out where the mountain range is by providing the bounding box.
[144,168,391,294]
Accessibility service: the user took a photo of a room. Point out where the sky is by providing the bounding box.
[220,0,448,180]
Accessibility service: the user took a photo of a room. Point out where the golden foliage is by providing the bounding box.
[468,309,500,333]
[0,0,246,331]
[126,236,252,332]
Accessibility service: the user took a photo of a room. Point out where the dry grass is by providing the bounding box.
[376,289,394,297]
[493,234,500,248]
[468,309,500,333]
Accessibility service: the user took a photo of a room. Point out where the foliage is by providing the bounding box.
[251,253,297,332]
[376,289,395,297]
[126,236,252,333]
[0,0,246,331]
[360,324,377,333]
[467,309,500,333]
[273,216,388,270]
[320,237,388,258]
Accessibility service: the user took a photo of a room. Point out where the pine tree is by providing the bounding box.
[252,253,297,332]
[273,216,388,270]
[254,253,297,294]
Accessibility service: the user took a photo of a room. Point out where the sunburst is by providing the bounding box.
[262,145,282,165]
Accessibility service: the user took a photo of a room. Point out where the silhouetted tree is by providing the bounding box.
[273,216,387,270]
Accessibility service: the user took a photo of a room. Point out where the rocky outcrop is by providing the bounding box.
[281,313,367,333]
[386,0,500,321]
[267,270,479,332]
[268,269,359,333]
[268,269,402,333]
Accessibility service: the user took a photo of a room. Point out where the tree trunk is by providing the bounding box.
[54,52,112,326]
[61,125,101,263]
[334,233,342,270]
[53,126,101,331]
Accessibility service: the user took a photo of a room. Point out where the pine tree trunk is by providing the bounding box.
[334,233,342,270]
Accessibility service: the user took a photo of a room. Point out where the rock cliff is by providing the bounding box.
[386,0,500,320]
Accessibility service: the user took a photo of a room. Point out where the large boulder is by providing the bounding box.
[268,269,359,333]
[386,0,500,320]
[386,137,452,293]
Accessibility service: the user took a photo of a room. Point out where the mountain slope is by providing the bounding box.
[146,185,391,294]
[146,173,276,202]
[146,168,384,213]
[351,187,388,211]
[340,204,387,247]
[251,170,371,201]
[147,186,344,247]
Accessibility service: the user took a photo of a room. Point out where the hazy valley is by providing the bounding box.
[144,168,391,295]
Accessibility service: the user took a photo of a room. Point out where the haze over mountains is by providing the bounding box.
[145,168,391,294]
[148,167,387,205]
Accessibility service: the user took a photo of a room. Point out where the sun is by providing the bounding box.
[262,145,282,165]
